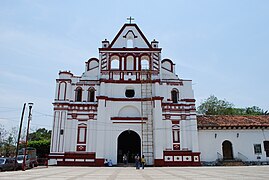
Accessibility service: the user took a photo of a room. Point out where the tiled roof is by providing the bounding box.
[197,115,269,128]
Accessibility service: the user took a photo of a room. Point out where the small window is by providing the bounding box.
[171,89,179,103]
[88,88,95,102]
[254,144,262,154]
[141,59,149,70]
[75,88,83,102]
[125,89,135,98]
[60,129,64,135]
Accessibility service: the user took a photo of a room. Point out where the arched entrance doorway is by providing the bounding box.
[222,140,234,160]
[117,130,141,163]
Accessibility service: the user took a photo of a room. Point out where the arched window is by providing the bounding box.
[110,56,120,70]
[127,39,134,48]
[141,56,150,70]
[126,56,134,70]
[88,88,95,102]
[75,87,83,102]
[171,89,179,103]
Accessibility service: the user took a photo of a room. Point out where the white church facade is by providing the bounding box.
[49,22,269,166]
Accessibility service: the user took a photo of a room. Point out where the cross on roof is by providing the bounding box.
[127,16,134,24]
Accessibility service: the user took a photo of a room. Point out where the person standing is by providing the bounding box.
[135,154,140,169]
[123,154,127,165]
[141,155,146,169]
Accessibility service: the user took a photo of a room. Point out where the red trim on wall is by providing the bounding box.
[96,96,163,101]
[76,145,86,151]
[49,152,104,166]
[154,159,164,167]
[77,126,87,144]
[112,121,146,124]
[162,151,201,166]
[57,161,95,166]
[111,117,147,120]
[100,78,160,84]
[181,99,196,102]
[53,152,95,159]
[95,159,105,166]
[162,103,196,107]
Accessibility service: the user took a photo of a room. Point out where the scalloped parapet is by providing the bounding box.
[59,71,73,79]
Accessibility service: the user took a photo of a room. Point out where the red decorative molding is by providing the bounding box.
[100,47,162,52]
[71,113,77,119]
[99,79,160,84]
[181,99,196,102]
[95,158,105,166]
[173,144,180,150]
[76,145,86,151]
[111,117,147,120]
[49,152,95,159]
[162,150,201,166]
[77,126,87,144]
[57,161,95,166]
[154,159,164,167]
[112,121,146,124]
[96,96,163,102]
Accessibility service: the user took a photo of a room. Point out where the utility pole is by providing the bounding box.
[22,103,33,171]
[14,103,26,170]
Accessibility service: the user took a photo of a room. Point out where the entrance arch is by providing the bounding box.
[117,130,141,163]
[222,140,234,160]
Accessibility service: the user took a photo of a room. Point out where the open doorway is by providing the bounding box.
[117,130,141,163]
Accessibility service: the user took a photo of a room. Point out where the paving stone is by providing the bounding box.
[0,166,269,179]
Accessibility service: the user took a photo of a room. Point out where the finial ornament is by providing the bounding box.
[127,16,134,24]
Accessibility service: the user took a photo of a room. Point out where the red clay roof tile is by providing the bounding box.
[197,115,269,128]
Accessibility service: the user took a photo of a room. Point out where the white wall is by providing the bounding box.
[198,129,269,162]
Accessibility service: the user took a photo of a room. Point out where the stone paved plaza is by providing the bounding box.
[0,166,269,180]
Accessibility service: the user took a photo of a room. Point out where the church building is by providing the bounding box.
[49,21,269,166]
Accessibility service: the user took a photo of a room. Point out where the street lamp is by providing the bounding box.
[22,103,33,171]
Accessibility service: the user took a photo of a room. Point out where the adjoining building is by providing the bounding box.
[198,115,269,165]
[49,22,269,166]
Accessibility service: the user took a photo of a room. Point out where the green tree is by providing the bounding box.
[245,106,264,115]
[0,124,17,157]
[29,128,51,141]
[28,128,51,158]
[197,95,234,115]
[198,95,268,115]
[28,139,50,158]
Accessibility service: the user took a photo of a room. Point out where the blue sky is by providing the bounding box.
[0,0,268,131]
